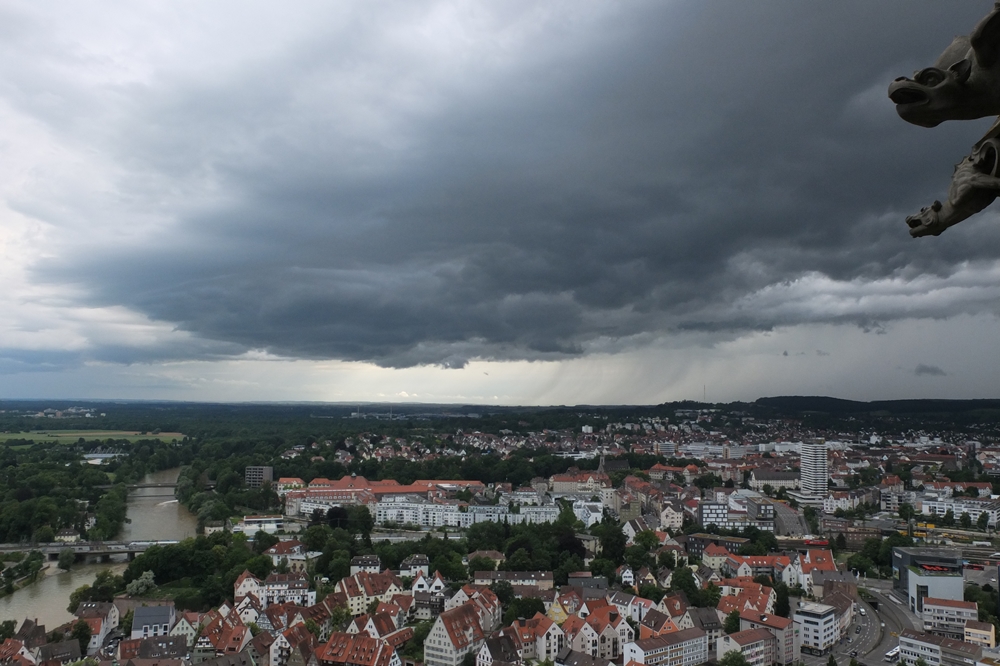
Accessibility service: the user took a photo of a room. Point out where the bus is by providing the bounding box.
[885,647,900,662]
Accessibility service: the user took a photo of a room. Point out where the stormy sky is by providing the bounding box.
[2,0,1000,404]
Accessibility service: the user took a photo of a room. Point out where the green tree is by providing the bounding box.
[657,550,676,570]
[940,510,954,527]
[70,620,91,654]
[898,503,915,521]
[468,556,495,573]
[593,519,627,564]
[125,571,155,596]
[670,567,699,603]
[400,620,433,660]
[634,530,660,552]
[33,526,55,543]
[505,548,532,572]
[961,512,973,529]
[719,651,750,666]
[834,533,847,552]
[774,582,790,618]
[490,580,514,606]
[625,545,652,571]
[346,506,374,537]
[724,609,741,634]
[503,597,546,626]
[915,659,928,666]
[978,512,990,531]
[828,655,838,666]
[638,583,665,604]
[252,531,280,554]
[588,558,616,580]
[120,610,133,635]
[0,620,16,641]
[58,548,75,570]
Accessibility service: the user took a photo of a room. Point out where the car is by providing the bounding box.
[860,608,866,616]
[851,651,858,657]
[992,577,997,582]
[848,638,853,643]
[856,627,862,633]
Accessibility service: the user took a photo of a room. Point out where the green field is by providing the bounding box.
[0,429,185,443]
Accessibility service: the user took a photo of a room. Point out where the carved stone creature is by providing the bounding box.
[906,136,1000,236]
[889,3,1000,127]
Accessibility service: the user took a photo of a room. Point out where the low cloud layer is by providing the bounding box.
[2,1,1000,390]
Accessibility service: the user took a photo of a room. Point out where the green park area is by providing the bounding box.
[0,429,185,444]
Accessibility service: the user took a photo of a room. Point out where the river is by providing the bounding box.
[0,468,197,628]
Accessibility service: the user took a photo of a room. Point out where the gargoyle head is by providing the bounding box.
[906,200,945,237]
[889,6,1000,127]
[889,56,975,128]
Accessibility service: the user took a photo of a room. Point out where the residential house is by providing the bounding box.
[34,641,81,666]
[739,611,798,666]
[334,572,404,617]
[716,628,776,666]
[423,603,489,666]
[131,606,177,640]
[316,632,400,666]
[400,555,430,578]
[500,613,564,663]
[921,598,978,640]
[621,628,708,666]
[476,636,520,666]
[472,571,553,590]
[350,556,382,576]
[561,608,634,661]
[688,608,723,653]
[265,573,317,608]
[0,639,34,666]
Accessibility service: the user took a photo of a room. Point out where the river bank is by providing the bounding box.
[0,467,197,628]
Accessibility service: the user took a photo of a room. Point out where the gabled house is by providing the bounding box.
[235,570,264,606]
[316,632,400,666]
[657,595,693,630]
[334,571,404,617]
[500,613,564,663]
[74,601,119,656]
[561,608,633,661]
[423,603,488,666]
[171,611,205,647]
[0,638,34,666]
[131,605,176,640]
[638,609,679,639]
[476,635,520,666]
[412,571,447,595]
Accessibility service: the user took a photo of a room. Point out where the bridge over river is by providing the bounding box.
[0,539,181,560]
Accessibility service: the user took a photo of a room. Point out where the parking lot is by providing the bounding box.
[964,565,999,588]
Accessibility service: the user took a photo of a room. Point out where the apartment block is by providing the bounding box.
[717,629,775,666]
[794,603,837,655]
[898,629,983,666]
[622,628,708,666]
[921,598,978,640]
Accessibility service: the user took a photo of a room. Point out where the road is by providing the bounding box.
[771,501,809,536]
[796,589,919,666]
[798,597,878,666]
[865,589,920,663]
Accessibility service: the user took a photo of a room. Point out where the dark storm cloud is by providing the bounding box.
[915,364,947,377]
[13,1,1000,367]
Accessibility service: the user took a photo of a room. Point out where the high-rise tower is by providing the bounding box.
[799,439,828,496]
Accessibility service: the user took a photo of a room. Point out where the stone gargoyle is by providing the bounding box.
[906,135,1000,236]
[889,3,1000,127]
